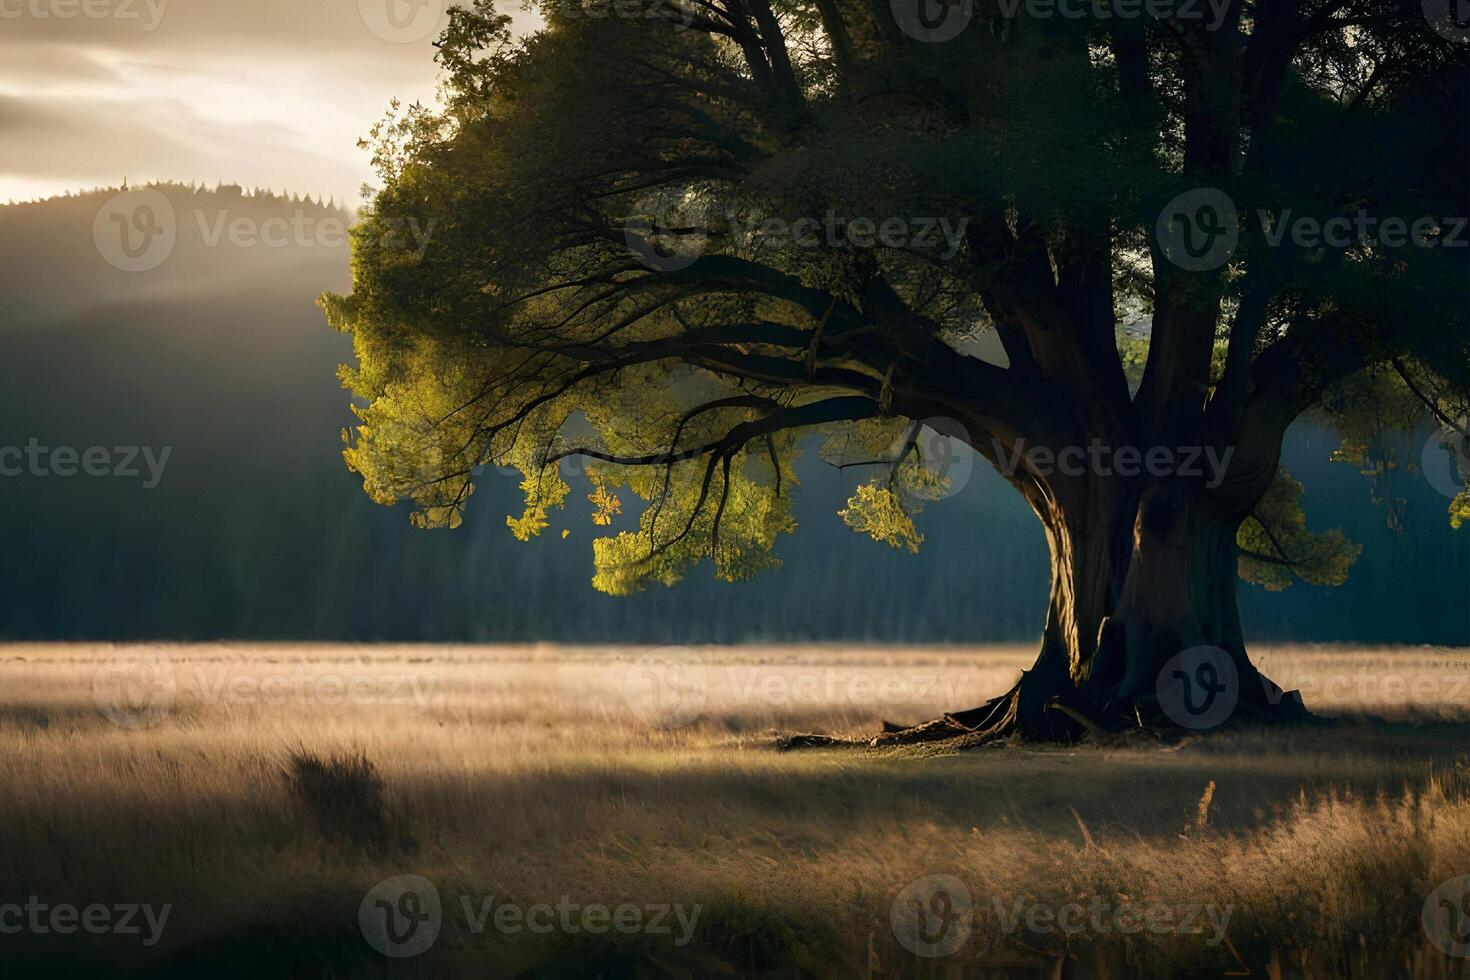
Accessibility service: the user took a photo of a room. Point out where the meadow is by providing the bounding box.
[1,643,1468,978]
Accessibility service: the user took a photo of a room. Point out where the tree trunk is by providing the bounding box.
[878,477,1310,747]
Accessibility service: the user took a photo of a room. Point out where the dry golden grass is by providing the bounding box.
[0,643,1467,978]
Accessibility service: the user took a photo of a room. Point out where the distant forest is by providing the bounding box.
[0,185,1464,645]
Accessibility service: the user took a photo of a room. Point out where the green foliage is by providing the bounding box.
[1316,363,1470,528]
[590,448,798,595]
[323,0,1466,603]
[1451,492,1470,531]
[1238,470,1362,591]
[839,483,922,553]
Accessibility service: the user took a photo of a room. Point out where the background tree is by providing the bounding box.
[323,0,1468,739]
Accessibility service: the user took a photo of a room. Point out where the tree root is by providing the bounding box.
[776,670,1322,753]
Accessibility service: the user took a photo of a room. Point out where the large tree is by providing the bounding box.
[324,0,1468,740]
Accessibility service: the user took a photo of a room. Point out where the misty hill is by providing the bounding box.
[0,186,1464,644]
[0,183,353,326]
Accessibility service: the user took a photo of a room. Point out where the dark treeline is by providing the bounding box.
[0,187,1463,645]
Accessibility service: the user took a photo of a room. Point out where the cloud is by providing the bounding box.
[0,0,456,60]
[0,0,539,204]
[0,93,201,177]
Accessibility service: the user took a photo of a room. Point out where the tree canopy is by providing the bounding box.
[323,0,1468,600]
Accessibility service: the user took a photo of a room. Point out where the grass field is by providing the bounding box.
[1,643,1468,978]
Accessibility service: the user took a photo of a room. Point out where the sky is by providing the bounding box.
[0,0,536,206]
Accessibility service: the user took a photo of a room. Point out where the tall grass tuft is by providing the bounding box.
[282,747,389,854]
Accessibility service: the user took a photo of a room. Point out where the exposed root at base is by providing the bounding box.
[776,673,1323,753]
